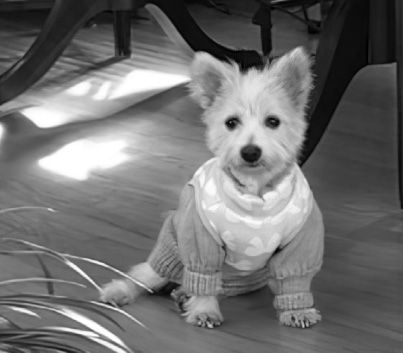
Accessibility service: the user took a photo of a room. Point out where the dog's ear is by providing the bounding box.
[189,52,236,109]
[269,47,313,112]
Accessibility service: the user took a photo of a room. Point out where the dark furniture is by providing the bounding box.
[253,0,322,56]
[1,0,401,208]
[299,0,402,208]
[0,0,263,106]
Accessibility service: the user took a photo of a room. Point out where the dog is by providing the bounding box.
[100,47,324,329]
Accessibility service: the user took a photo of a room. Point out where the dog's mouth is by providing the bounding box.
[241,160,266,171]
[246,161,261,168]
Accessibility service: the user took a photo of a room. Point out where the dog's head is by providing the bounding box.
[189,47,313,193]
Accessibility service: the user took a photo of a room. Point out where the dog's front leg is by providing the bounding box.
[268,201,324,328]
[183,295,223,328]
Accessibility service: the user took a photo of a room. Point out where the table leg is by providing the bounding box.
[113,11,132,57]
[396,0,403,208]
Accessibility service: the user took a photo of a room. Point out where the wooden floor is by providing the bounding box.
[0,4,402,353]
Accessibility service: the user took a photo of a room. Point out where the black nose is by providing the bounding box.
[240,144,262,163]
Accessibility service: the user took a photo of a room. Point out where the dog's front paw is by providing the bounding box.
[278,308,321,328]
[100,279,140,306]
[183,296,223,329]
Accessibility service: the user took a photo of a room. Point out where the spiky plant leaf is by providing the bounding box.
[1,239,102,294]
[5,306,41,318]
[62,254,153,293]
[0,327,133,353]
[35,254,54,295]
[0,249,152,293]
[0,299,127,345]
[2,338,89,353]
[0,294,144,329]
[0,344,29,353]
[0,207,56,215]
[0,314,20,329]
[0,278,87,289]
[0,236,144,353]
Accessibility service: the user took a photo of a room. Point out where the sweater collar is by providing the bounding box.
[208,158,298,217]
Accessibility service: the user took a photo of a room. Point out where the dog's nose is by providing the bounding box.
[240,144,262,163]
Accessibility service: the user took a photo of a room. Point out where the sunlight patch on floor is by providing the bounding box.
[21,69,189,129]
[107,69,189,100]
[21,106,71,129]
[38,139,129,180]
[0,124,4,143]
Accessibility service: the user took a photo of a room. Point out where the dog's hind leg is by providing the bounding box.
[100,262,168,306]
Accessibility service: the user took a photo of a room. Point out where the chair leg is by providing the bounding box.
[0,0,108,105]
[113,11,132,57]
[396,0,403,208]
[299,0,370,164]
[145,0,263,70]
[252,1,273,57]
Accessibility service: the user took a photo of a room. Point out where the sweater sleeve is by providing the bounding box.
[174,184,225,296]
[267,199,324,311]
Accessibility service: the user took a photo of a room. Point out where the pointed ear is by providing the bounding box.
[189,52,236,109]
[269,47,313,111]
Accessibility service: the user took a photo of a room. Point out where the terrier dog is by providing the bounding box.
[101,47,324,329]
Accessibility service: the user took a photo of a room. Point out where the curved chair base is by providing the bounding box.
[145,0,264,70]
[0,0,112,105]
[0,0,264,106]
[300,0,402,208]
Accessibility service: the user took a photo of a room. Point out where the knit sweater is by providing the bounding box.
[191,158,313,272]
[147,159,324,312]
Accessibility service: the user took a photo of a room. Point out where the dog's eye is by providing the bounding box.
[225,116,241,130]
[264,115,281,129]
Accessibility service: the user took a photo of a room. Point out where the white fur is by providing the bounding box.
[101,47,314,328]
[189,47,313,196]
[100,262,167,306]
[183,296,223,328]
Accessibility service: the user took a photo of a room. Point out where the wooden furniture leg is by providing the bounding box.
[145,0,263,70]
[113,11,132,57]
[252,0,273,57]
[396,0,403,207]
[0,0,111,105]
[299,0,370,164]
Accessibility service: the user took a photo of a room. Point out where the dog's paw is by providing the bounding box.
[100,279,140,306]
[278,308,321,328]
[183,296,223,329]
[191,312,223,329]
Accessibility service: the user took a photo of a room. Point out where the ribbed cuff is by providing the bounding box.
[268,272,313,296]
[182,268,223,296]
[273,292,314,311]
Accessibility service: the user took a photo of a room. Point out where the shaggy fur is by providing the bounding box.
[100,47,322,329]
[190,48,312,196]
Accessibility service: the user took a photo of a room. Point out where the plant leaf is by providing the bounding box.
[41,327,99,338]
[0,278,87,288]
[5,306,41,318]
[1,239,102,294]
[0,315,20,329]
[0,300,134,352]
[0,249,152,294]
[3,338,89,353]
[0,293,143,330]
[63,254,153,293]
[35,254,54,295]
[0,206,56,215]
[0,328,134,353]
[0,343,29,353]
[60,307,130,349]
